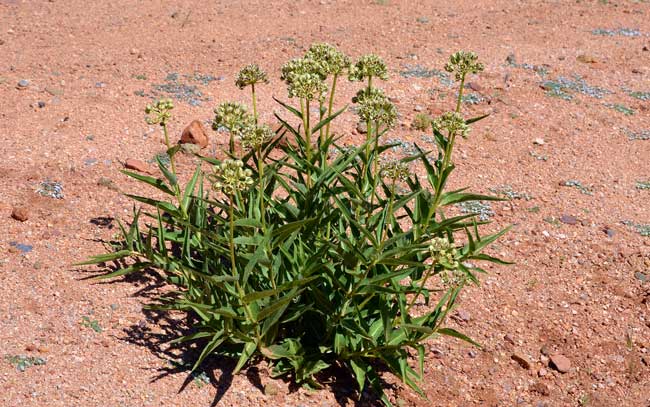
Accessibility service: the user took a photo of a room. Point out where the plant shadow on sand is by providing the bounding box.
[76,239,391,407]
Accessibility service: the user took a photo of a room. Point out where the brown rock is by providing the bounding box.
[511,353,531,370]
[530,381,550,396]
[576,54,598,64]
[124,158,154,174]
[560,214,577,225]
[549,354,571,373]
[180,120,209,148]
[264,382,279,396]
[466,82,483,92]
[11,206,29,222]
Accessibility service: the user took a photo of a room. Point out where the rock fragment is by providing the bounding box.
[11,206,29,222]
[549,354,571,373]
[511,353,531,370]
[124,159,154,174]
[180,120,209,148]
[560,214,577,225]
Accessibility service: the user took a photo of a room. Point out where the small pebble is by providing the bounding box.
[560,214,577,225]
[533,138,545,145]
[263,383,279,396]
[37,101,45,108]
[11,206,29,222]
[124,158,154,174]
[549,354,571,373]
[17,79,29,88]
[511,353,531,370]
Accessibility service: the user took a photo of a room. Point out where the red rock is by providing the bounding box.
[466,82,483,92]
[530,381,550,396]
[11,206,29,222]
[180,120,209,148]
[560,214,577,225]
[124,158,154,174]
[550,354,571,373]
[511,353,531,370]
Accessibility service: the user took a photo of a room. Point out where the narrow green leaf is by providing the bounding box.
[437,327,481,347]
[233,341,257,374]
[310,105,347,135]
[74,250,133,266]
[121,170,174,195]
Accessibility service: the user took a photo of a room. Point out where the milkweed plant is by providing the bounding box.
[80,45,510,405]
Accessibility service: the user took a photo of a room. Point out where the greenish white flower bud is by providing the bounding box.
[348,54,389,82]
[433,112,469,138]
[444,51,484,81]
[210,159,255,195]
[380,159,410,181]
[213,102,254,133]
[287,72,328,101]
[305,43,350,76]
[428,237,463,286]
[145,98,174,126]
[235,64,269,89]
[355,88,397,128]
[239,124,274,151]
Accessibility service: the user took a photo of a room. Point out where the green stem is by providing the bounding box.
[364,76,373,166]
[257,147,265,230]
[305,99,311,162]
[229,196,261,343]
[251,84,258,125]
[424,131,456,228]
[162,122,186,217]
[381,177,396,245]
[318,99,324,146]
[422,74,466,231]
[325,74,338,139]
[162,122,177,176]
[406,265,435,314]
[455,75,466,113]
[369,122,380,211]
[229,199,237,277]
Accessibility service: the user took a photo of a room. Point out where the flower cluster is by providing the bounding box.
[280,58,328,101]
[356,88,397,128]
[239,123,274,151]
[235,64,269,89]
[213,102,254,133]
[412,113,433,132]
[145,98,174,126]
[349,54,389,82]
[428,237,465,286]
[287,72,328,100]
[433,112,469,138]
[444,51,484,81]
[380,159,410,181]
[209,159,254,195]
[429,236,460,268]
[305,43,350,76]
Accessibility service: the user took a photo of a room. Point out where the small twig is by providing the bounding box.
[181,10,192,29]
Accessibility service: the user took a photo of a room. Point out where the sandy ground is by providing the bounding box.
[1,0,650,406]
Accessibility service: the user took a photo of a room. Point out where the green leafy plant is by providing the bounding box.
[411,113,433,132]
[79,45,509,405]
[636,180,650,190]
[4,355,47,372]
[80,316,103,333]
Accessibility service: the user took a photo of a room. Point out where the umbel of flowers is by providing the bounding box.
[81,44,508,407]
